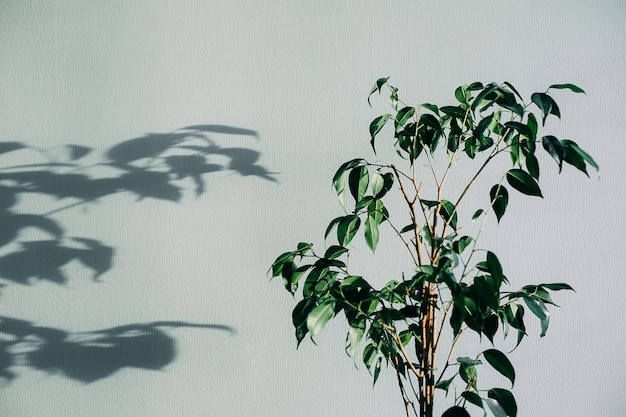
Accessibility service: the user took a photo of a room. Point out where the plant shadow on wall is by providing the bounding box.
[0,124,276,384]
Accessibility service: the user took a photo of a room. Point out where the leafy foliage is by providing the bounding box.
[270,79,596,417]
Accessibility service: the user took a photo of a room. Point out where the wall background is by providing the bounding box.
[0,1,624,416]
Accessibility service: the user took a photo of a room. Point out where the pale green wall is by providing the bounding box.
[0,1,624,416]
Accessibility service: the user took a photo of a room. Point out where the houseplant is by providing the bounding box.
[270,78,597,417]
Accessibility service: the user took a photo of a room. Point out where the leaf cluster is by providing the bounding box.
[270,79,596,417]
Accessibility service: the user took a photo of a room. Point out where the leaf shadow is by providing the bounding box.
[0,124,273,384]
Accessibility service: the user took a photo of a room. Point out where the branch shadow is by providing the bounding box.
[0,124,274,384]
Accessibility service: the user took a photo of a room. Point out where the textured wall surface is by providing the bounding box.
[0,1,624,416]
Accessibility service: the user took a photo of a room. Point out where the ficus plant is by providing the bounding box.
[269,78,597,417]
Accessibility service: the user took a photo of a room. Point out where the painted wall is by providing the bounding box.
[0,1,624,416]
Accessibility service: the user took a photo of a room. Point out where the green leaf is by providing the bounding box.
[440,200,458,230]
[442,406,472,417]
[486,251,505,286]
[324,245,348,260]
[472,208,484,221]
[531,92,552,125]
[540,282,574,291]
[488,388,517,417]
[348,165,369,203]
[306,300,336,337]
[337,215,361,246]
[333,159,363,209]
[561,139,599,175]
[461,391,483,408]
[483,349,516,387]
[542,135,565,172]
[453,236,473,254]
[369,114,392,151]
[346,318,365,357]
[527,113,538,141]
[484,398,507,417]
[435,377,455,393]
[396,106,415,127]
[549,83,586,94]
[489,184,508,223]
[368,77,389,105]
[522,296,550,337]
[504,121,532,138]
[364,212,380,252]
[506,169,543,197]
[525,153,539,180]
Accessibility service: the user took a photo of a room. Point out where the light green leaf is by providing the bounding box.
[506,169,543,198]
[484,398,507,417]
[306,300,336,337]
[346,319,365,358]
[364,213,380,252]
[396,106,415,126]
[483,349,516,387]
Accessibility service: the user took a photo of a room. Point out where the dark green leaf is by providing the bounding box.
[540,282,574,291]
[368,77,389,105]
[562,139,599,175]
[435,377,455,393]
[489,184,508,223]
[369,114,392,151]
[483,349,516,386]
[488,388,517,417]
[453,236,473,254]
[522,296,550,337]
[506,169,543,197]
[440,200,458,230]
[548,83,586,94]
[461,391,483,408]
[525,154,540,180]
[337,215,361,246]
[421,103,440,115]
[333,159,363,209]
[531,92,552,125]
[396,106,415,127]
[324,245,348,260]
[504,121,532,138]
[503,82,523,101]
[442,406,471,417]
[542,135,565,172]
[441,106,467,119]
[472,209,484,221]
[348,165,369,203]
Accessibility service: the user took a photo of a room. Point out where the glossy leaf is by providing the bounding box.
[506,169,543,197]
[483,349,515,386]
[525,154,540,180]
[522,296,550,337]
[333,159,363,209]
[489,184,508,223]
[484,398,507,417]
[461,391,483,408]
[306,300,336,337]
[562,139,599,175]
[488,389,517,417]
[337,215,361,246]
[396,106,415,127]
[542,135,565,172]
[531,92,553,125]
[349,165,369,203]
[324,245,348,260]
